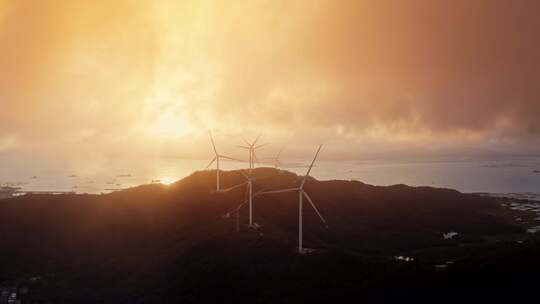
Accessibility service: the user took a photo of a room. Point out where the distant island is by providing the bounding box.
[1,168,539,303]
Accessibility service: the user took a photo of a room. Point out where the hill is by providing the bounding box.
[0,168,538,303]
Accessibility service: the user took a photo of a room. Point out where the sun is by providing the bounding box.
[160,176,177,185]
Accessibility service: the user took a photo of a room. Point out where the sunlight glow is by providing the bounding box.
[146,111,189,138]
[160,176,177,185]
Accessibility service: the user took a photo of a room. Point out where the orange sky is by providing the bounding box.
[1,0,539,160]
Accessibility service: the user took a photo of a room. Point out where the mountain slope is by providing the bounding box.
[0,168,533,303]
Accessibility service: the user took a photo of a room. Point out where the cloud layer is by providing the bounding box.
[1,0,539,158]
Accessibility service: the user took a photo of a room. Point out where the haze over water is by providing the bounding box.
[2,157,539,197]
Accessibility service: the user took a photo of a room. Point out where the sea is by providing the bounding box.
[1,157,539,200]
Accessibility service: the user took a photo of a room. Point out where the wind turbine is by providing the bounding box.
[205,132,241,192]
[221,185,249,232]
[267,147,284,168]
[236,135,267,173]
[223,186,269,232]
[259,145,327,254]
[219,170,256,227]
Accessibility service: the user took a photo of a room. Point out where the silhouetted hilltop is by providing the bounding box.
[0,168,537,303]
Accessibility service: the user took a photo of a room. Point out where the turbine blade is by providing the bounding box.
[238,170,249,181]
[205,156,217,170]
[236,200,247,211]
[235,145,250,149]
[259,188,300,195]
[252,185,279,198]
[223,199,248,216]
[301,144,323,188]
[276,147,284,159]
[219,155,244,162]
[243,137,251,146]
[252,134,261,146]
[221,182,248,192]
[253,143,268,149]
[209,131,218,155]
[302,190,328,227]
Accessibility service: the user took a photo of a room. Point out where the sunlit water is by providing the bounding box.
[1,157,539,198]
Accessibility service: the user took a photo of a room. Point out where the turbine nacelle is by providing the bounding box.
[237,135,267,172]
[206,132,243,192]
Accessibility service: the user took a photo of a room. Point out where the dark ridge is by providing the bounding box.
[0,168,536,303]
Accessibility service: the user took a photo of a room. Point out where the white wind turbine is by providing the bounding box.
[205,132,241,192]
[259,145,327,254]
[223,186,268,232]
[236,135,267,173]
[267,147,284,168]
[220,170,257,227]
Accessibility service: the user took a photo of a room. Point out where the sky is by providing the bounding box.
[1,0,540,164]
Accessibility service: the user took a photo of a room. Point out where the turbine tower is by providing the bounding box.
[260,145,327,253]
[236,135,267,173]
[223,186,268,232]
[240,170,256,227]
[220,170,257,227]
[205,132,241,192]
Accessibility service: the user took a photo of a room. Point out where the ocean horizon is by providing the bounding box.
[2,156,539,198]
